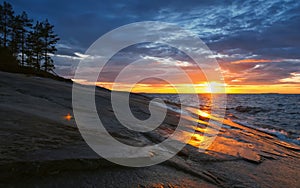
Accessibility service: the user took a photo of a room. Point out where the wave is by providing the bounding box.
[234,106,269,114]
[146,94,300,146]
[234,120,300,145]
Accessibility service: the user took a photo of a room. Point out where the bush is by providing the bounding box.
[0,47,19,71]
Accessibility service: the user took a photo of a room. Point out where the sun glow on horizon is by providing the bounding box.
[72,79,228,93]
[204,82,227,93]
[72,79,300,94]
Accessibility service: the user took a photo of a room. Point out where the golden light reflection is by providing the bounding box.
[64,113,72,121]
[179,106,268,160]
[197,110,210,118]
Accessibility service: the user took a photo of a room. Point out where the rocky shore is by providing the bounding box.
[0,71,299,187]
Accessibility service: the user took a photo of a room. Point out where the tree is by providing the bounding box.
[40,19,59,72]
[26,21,43,69]
[0,2,59,72]
[0,4,3,46]
[0,1,14,47]
[16,12,32,66]
[9,14,22,56]
[9,11,32,66]
[25,20,59,71]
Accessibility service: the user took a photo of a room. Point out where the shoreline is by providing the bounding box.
[0,71,299,187]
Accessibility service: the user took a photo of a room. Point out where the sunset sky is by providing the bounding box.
[11,0,300,93]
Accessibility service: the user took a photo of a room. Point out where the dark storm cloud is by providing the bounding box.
[11,0,227,50]
[220,60,300,85]
[9,0,300,84]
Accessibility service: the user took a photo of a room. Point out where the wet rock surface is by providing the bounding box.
[0,71,299,187]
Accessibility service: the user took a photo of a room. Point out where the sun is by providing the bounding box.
[204,82,227,93]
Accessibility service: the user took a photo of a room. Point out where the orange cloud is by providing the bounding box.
[230,59,281,64]
[225,84,300,94]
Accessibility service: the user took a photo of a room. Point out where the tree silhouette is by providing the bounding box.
[0,1,59,72]
[0,1,14,47]
[0,5,2,46]
[40,19,59,72]
[10,14,22,56]
[18,11,32,66]
[26,21,43,70]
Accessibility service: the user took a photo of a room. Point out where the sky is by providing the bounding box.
[9,0,300,93]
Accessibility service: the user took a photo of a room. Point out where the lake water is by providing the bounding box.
[144,94,300,145]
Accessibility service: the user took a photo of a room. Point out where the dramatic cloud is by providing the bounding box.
[11,0,300,91]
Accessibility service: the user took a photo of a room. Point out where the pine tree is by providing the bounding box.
[18,12,32,66]
[0,2,59,72]
[40,19,59,72]
[26,21,43,69]
[0,4,3,46]
[0,1,14,48]
[10,14,22,57]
